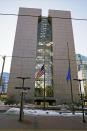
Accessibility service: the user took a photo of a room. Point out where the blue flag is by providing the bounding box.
[66,67,71,82]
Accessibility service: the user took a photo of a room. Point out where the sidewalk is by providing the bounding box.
[0,113,87,129]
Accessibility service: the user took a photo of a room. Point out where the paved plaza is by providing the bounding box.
[0,113,87,130]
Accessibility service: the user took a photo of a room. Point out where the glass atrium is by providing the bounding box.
[35,17,53,98]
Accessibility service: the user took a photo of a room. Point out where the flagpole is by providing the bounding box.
[67,42,74,112]
[43,42,46,109]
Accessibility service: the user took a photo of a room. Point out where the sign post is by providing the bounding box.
[15,77,30,122]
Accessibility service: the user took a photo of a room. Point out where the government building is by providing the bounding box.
[7,8,79,105]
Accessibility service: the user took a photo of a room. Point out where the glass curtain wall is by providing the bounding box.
[35,17,53,97]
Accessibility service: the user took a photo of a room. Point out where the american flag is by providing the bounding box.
[36,65,44,79]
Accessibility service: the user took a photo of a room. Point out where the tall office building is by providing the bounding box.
[0,72,9,94]
[7,8,79,105]
[76,54,87,96]
[76,54,87,71]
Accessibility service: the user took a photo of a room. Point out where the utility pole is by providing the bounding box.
[0,56,6,94]
[16,77,30,122]
[73,79,86,123]
[67,43,74,112]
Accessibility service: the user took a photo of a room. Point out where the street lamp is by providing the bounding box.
[16,77,31,122]
[73,79,86,123]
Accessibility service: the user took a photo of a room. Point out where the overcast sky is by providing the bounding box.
[0,0,87,72]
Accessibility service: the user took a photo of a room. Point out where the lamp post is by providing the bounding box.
[16,77,30,122]
[73,79,86,123]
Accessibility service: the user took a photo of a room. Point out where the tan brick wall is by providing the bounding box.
[49,10,79,104]
[7,8,41,103]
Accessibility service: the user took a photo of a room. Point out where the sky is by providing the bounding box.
[0,0,87,72]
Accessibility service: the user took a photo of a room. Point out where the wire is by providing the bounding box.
[52,16,87,21]
[0,54,87,62]
[8,55,34,59]
[0,54,35,59]
[0,55,86,63]
[0,13,87,21]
